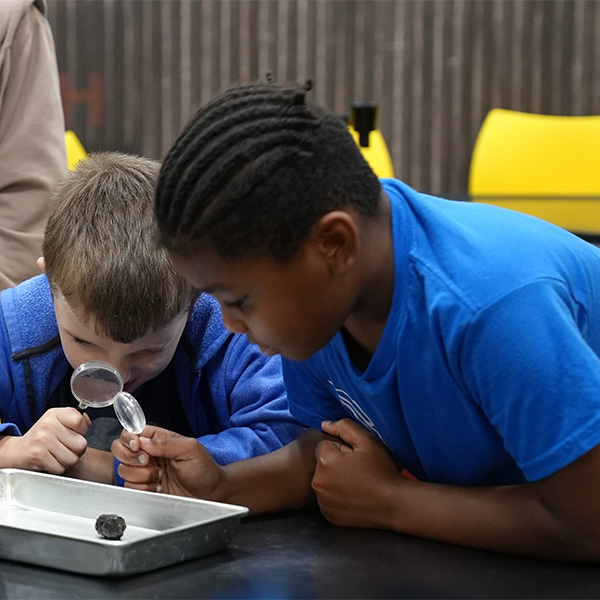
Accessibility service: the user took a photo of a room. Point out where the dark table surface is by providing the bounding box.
[2,509,600,599]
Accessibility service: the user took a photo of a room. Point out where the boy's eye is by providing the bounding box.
[72,337,92,346]
[224,295,249,309]
[143,347,165,355]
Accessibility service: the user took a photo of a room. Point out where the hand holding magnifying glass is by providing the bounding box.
[70,361,146,434]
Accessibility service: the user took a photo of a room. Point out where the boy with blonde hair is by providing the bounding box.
[0,152,305,483]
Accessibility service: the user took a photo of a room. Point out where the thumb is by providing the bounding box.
[138,435,198,461]
[321,418,369,449]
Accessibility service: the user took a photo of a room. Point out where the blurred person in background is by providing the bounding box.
[0,0,67,290]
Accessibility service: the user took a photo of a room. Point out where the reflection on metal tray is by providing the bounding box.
[0,468,249,577]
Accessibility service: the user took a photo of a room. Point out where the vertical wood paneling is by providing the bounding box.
[160,0,173,153]
[530,2,544,115]
[122,1,136,149]
[572,0,587,116]
[47,0,600,197]
[391,1,406,181]
[429,1,442,193]
[140,2,155,153]
[449,0,465,194]
[296,1,310,83]
[551,1,566,116]
[199,1,212,106]
[179,1,193,123]
[595,5,600,118]
[314,0,327,107]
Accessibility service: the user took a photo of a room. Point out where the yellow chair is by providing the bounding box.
[469,109,600,238]
[348,103,395,179]
[64,130,87,170]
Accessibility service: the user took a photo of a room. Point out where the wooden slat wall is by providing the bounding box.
[47,0,600,197]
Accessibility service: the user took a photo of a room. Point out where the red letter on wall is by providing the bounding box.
[60,73,103,128]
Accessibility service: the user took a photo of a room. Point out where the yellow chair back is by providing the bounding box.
[64,130,88,170]
[349,127,395,179]
[348,103,395,179]
[469,109,600,235]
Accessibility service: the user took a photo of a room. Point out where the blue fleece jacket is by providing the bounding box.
[0,275,305,468]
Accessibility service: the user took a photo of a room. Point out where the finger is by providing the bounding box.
[137,435,185,459]
[124,480,162,493]
[136,425,168,441]
[47,443,82,472]
[111,438,150,466]
[320,418,367,448]
[54,407,90,436]
[315,438,349,467]
[120,430,141,452]
[55,427,88,458]
[26,443,65,473]
[140,436,209,466]
[118,462,161,485]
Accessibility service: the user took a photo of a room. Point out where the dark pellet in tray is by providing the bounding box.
[95,514,127,540]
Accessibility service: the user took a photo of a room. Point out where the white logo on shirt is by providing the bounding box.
[327,380,384,442]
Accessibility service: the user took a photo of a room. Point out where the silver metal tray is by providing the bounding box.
[0,468,249,577]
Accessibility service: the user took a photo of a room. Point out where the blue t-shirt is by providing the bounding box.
[282,178,600,485]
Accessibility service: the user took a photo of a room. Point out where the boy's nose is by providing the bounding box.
[221,311,249,334]
[107,357,130,386]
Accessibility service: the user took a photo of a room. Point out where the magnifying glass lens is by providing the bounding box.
[113,391,146,434]
[70,361,123,409]
[71,361,146,434]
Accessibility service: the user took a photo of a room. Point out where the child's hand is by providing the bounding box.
[0,407,90,473]
[111,428,161,491]
[314,418,406,530]
[112,425,226,499]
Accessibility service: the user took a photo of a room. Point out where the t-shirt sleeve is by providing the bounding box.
[282,357,349,430]
[461,278,600,481]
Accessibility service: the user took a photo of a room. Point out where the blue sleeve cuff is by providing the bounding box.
[0,423,21,436]
[113,456,125,486]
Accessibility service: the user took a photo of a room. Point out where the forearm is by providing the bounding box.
[217,429,322,514]
[380,475,599,563]
[316,420,600,563]
[0,435,22,468]
[64,448,114,484]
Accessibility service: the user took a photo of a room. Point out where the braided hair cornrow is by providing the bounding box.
[155,78,381,262]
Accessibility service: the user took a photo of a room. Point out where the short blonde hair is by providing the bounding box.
[43,152,195,343]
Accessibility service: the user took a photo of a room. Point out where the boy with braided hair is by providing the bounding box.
[115,80,600,562]
[0,151,305,485]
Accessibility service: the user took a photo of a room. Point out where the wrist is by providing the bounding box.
[65,448,114,484]
[205,463,233,504]
[0,435,23,469]
[376,472,416,532]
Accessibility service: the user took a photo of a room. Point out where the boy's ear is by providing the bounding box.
[37,257,46,273]
[311,210,359,277]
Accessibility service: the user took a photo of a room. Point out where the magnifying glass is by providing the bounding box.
[70,360,146,434]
